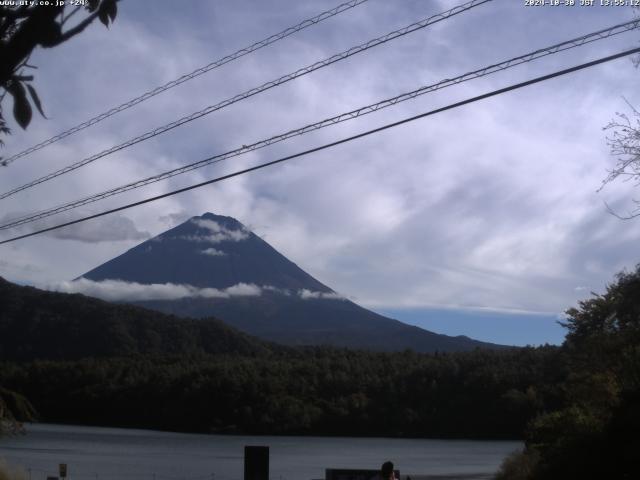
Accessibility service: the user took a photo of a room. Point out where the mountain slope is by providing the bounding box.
[80,212,505,352]
[0,276,270,360]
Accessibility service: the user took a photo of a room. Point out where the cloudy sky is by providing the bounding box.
[1,0,640,346]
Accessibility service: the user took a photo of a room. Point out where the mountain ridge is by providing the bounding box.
[0,275,271,360]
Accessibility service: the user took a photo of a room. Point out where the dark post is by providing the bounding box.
[244,445,269,480]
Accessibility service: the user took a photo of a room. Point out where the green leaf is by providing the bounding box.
[26,84,47,119]
[98,8,110,27]
[106,0,117,21]
[97,0,117,27]
[7,81,32,130]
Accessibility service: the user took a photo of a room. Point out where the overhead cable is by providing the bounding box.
[0,0,371,167]
[1,46,638,245]
[0,0,492,200]
[1,19,638,231]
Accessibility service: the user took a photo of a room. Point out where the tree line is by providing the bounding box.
[0,346,562,439]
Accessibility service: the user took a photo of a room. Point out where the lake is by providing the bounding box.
[0,424,520,480]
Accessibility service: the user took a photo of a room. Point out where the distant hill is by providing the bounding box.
[0,277,270,361]
[79,212,505,352]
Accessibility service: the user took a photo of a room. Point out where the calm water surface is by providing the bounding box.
[0,424,520,480]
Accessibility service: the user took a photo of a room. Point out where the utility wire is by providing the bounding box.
[1,46,638,246]
[0,0,492,200]
[0,0,371,167]
[1,19,638,231]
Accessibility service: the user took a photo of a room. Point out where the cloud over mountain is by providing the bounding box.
[51,278,262,302]
[298,289,345,300]
[201,247,226,256]
[180,218,249,244]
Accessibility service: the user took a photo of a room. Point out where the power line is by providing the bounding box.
[2,46,638,246]
[0,0,371,167]
[1,19,638,231]
[0,0,492,200]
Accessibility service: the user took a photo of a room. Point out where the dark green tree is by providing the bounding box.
[501,265,640,479]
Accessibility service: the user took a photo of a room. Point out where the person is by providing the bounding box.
[380,461,397,480]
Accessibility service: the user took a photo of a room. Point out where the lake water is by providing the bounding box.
[0,424,520,480]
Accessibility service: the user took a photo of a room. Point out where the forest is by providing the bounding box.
[1,265,639,479]
[0,347,562,438]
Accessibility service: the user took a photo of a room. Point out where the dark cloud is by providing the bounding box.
[46,215,150,243]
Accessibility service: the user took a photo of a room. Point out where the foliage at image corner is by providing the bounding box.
[0,0,118,154]
[0,387,36,437]
[0,458,28,480]
[495,264,640,480]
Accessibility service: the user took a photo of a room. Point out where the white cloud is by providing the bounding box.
[262,285,292,296]
[159,212,190,227]
[179,218,249,244]
[201,247,226,256]
[298,289,345,301]
[0,259,42,276]
[48,278,261,302]
[225,283,262,296]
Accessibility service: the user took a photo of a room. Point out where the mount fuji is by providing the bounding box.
[78,213,504,352]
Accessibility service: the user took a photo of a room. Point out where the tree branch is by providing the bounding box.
[604,201,640,220]
[54,9,101,44]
